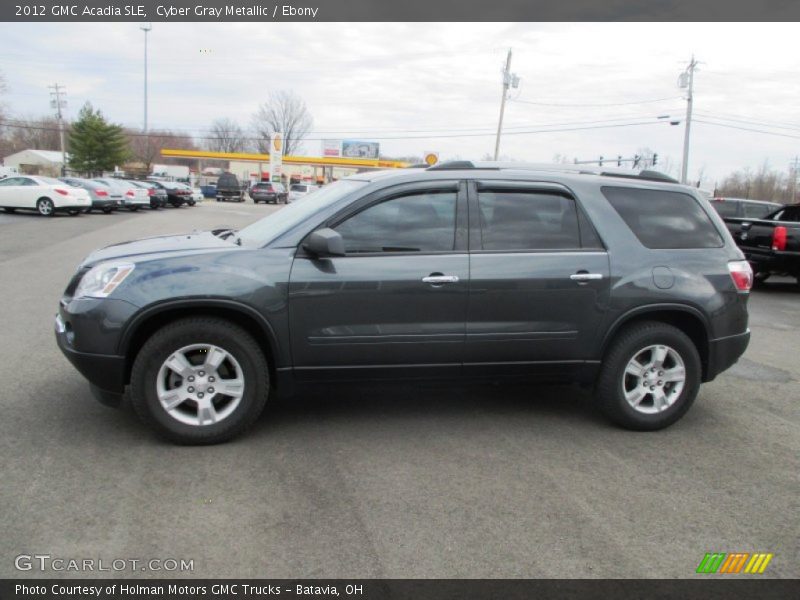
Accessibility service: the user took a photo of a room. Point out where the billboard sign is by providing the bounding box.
[342,140,380,159]
[322,139,342,157]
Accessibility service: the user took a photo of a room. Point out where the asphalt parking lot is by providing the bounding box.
[0,201,797,579]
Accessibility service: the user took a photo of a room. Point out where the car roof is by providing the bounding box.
[345,161,684,191]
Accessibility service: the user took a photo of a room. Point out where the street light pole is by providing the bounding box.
[680,55,698,185]
[140,23,152,134]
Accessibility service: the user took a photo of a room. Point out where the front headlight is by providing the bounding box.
[74,262,135,298]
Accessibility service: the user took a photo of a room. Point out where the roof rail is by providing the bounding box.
[424,160,679,183]
[427,160,479,170]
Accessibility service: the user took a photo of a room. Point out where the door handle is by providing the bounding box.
[422,275,460,284]
[570,272,603,282]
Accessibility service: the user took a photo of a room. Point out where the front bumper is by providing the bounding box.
[705,329,750,382]
[55,313,126,400]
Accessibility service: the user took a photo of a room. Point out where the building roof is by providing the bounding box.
[3,149,70,164]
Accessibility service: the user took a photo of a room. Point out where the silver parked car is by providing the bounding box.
[60,177,122,214]
[93,178,150,211]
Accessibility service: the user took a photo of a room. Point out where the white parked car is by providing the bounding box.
[0,175,91,216]
[93,178,150,211]
[287,183,319,203]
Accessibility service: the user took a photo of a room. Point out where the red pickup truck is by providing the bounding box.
[723,204,800,284]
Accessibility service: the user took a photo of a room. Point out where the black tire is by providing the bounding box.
[36,197,55,217]
[102,207,113,214]
[130,317,269,445]
[68,209,81,216]
[129,206,140,212]
[3,207,16,213]
[595,321,701,431]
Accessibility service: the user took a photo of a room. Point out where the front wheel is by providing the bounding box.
[595,321,701,431]
[130,318,269,444]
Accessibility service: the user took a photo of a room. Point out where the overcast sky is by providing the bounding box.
[2,22,800,185]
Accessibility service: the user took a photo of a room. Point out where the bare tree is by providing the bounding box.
[716,162,793,203]
[127,129,197,173]
[251,90,313,156]
[206,118,247,153]
[1,115,64,156]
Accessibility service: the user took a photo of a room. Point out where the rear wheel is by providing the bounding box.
[67,209,81,216]
[130,318,269,445]
[102,207,113,214]
[595,321,701,431]
[36,198,55,217]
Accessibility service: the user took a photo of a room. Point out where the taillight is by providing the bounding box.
[728,261,753,292]
[95,189,108,197]
[54,188,69,196]
[147,189,154,196]
[126,190,134,197]
[772,226,787,251]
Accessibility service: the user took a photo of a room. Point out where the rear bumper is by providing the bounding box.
[705,329,750,382]
[91,198,120,209]
[743,249,800,274]
[55,313,126,400]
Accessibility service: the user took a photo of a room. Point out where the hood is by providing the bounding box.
[81,231,237,267]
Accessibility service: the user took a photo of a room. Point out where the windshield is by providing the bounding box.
[236,179,366,247]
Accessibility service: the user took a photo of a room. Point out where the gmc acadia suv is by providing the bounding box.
[55,162,752,444]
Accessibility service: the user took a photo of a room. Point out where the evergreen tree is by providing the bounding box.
[68,103,130,175]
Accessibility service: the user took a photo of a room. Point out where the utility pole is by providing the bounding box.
[48,83,67,175]
[679,56,698,185]
[493,48,519,160]
[790,156,800,203]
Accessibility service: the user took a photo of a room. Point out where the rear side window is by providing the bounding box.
[602,187,723,249]
[710,200,738,218]
[742,202,777,219]
[477,191,581,250]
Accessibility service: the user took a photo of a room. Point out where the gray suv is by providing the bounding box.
[55,162,752,444]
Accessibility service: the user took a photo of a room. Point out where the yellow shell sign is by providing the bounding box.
[424,152,439,166]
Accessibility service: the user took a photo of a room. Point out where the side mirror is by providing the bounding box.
[303,228,345,257]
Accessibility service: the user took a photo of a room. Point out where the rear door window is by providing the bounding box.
[476,191,582,250]
[602,186,723,249]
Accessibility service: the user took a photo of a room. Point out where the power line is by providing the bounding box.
[0,118,667,142]
[0,111,683,138]
[694,111,800,133]
[511,95,681,108]
[693,119,800,140]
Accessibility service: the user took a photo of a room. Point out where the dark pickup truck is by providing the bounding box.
[723,203,800,284]
[215,172,245,203]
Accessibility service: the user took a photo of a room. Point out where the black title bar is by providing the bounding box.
[3,0,800,22]
[2,579,800,600]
